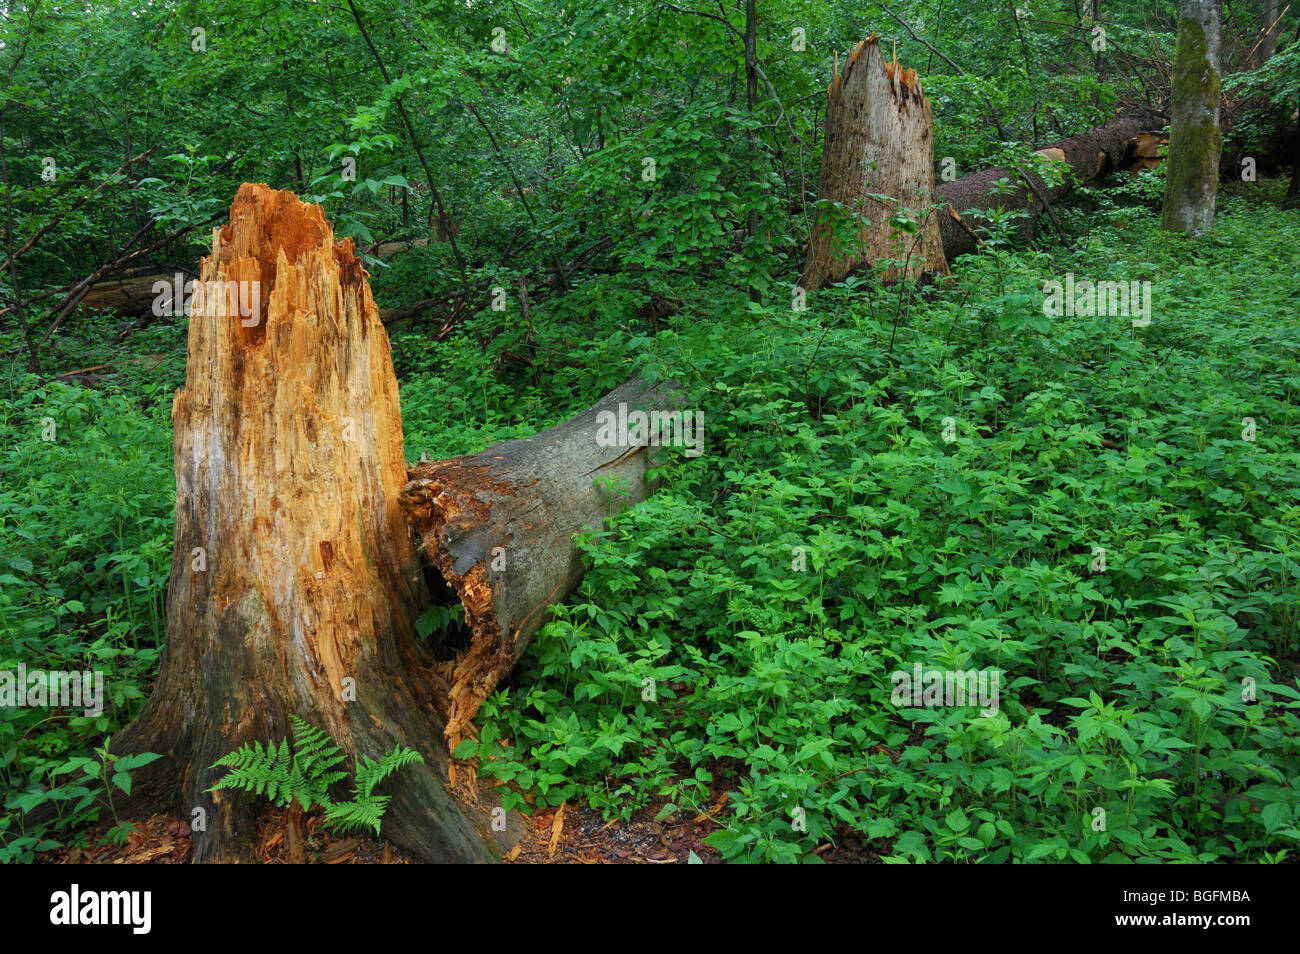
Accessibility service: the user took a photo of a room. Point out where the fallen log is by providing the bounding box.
[400,376,689,742]
[80,271,183,315]
[936,115,1149,258]
[78,239,430,318]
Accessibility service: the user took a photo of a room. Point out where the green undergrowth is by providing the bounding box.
[459,195,1300,862]
[0,363,173,860]
[3,191,1298,864]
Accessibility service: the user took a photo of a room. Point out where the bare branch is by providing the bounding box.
[659,2,743,39]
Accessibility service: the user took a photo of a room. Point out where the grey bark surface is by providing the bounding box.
[400,376,682,742]
[1161,0,1223,236]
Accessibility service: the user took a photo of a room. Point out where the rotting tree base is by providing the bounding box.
[802,35,949,292]
[111,184,511,863]
[112,639,507,863]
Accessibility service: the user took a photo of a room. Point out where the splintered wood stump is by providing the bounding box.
[400,376,682,742]
[112,183,502,863]
[801,36,949,293]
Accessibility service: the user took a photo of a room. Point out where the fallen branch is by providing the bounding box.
[936,115,1149,258]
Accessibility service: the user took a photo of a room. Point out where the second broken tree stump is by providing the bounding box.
[801,36,949,292]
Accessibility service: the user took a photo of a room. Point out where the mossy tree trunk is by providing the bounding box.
[1162,0,1222,237]
[112,183,503,863]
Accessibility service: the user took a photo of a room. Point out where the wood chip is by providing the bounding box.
[321,837,359,864]
[548,801,566,858]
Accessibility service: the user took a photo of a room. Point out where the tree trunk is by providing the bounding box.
[1282,24,1300,208]
[1286,118,1300,208]
[1162,0,1222,237]
[400,376,681,743]
[744,0,760,247]
[1092,0,1104,109]
[112,183,503,864]
[936,115,1147,259]
[801,36,949,293]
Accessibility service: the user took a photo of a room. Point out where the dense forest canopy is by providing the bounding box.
[1,0,1298,871]
[3,0,1291,341]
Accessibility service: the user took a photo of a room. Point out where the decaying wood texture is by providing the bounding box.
[400,376,683,743]
[801,36,949,292]
[1128,130,1170,176]
[112,183,505,863]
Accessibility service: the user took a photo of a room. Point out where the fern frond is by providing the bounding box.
[208,736,296,807]
[287,716,347,805]
[209,722,424,835]
[324,795,391,835]
[355,746,425,799]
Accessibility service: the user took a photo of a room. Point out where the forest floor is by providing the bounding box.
[34,795,882,864]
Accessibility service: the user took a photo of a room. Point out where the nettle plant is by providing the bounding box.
[0,377,171,861]
[1,742,161,864]
[558,97,783,298]
[461,197,1300,863]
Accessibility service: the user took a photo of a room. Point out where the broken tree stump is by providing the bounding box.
[112,183,502,863]
[801,35,950,293]
[400,376,688,742]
